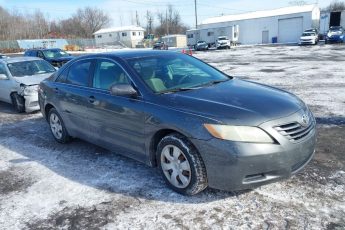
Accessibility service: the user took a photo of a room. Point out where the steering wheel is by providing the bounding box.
[177,74,193,85]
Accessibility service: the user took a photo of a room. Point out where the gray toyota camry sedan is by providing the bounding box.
[38,50,316,195]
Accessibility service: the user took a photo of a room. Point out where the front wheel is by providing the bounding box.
[11,93,25,113]
[157,133,208,195]
[48,108,71,143]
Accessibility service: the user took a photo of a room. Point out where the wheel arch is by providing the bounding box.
[44,103,55,120]
[148,128,193,167]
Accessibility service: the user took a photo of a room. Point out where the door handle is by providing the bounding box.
[89,96,95,104]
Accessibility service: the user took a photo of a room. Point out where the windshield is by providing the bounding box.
[127,54,230,93]
[7,60,56,77]
[330,27,342,31]
[197,41,206,44]
[302,32,315,36]
[218,37,227,40]
[42,49,70,58]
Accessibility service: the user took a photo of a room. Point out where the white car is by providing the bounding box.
[0,54,10,59]
[299,32,319,45]
[0,57,56,113]
[216,36,231,49]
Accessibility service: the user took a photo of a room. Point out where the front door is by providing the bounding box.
[87,58,147,162]
[262,30,269,44]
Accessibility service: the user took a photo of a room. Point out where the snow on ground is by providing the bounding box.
[0,44,345,229]
[195,45,345,120]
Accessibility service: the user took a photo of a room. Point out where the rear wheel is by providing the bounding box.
[48,108,71,143]
[157,133,208,195]
[11,93,25,113]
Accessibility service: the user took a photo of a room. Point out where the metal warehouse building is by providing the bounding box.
[188,5,320,45]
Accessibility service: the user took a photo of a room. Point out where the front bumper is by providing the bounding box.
[24,93,40,113]
[196,46,208,50]
[192,110,317,191]
[216,43,229,48]
[326,36,344,43]
[299,40,316,45]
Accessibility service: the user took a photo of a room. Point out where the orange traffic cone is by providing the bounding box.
[189,49,193,56]
[182,49,185,54]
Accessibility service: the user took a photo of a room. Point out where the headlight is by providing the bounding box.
[327,32,332,37]
[23,85,38,95]
[204,124,275,143]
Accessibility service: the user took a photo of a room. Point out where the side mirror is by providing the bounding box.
[0,74,8,80]
[110,84,138,98]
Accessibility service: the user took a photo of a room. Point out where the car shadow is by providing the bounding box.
[0,101,40,116]
[0,101,19,115]
[315,116,345,126]
[0,110,245,204]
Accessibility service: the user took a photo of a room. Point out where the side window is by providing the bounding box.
[0,63,8,76]
[55,67,69,83]
[93,60,129,90]
[37,51,44,58]
[66,60,92,87]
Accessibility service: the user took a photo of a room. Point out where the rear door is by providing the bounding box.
[87,58,147,162]
[51,59,95,139]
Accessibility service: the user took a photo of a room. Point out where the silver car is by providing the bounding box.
[0,57,56,113]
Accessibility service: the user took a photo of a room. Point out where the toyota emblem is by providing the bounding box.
[301,114,310,127]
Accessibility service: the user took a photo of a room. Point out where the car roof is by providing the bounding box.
[0,56,42,64]
[73,50,180,60]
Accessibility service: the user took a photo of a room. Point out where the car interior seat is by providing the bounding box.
[140,66,167,92]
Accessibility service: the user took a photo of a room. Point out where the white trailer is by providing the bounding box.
[187,25,239,48]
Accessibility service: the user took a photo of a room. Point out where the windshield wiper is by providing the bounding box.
[197,79,229,88]
[159,87,199,94]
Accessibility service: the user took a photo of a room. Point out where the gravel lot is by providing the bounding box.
[0,44,344,229]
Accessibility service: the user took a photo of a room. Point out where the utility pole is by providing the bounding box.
[194,0,198,29]
[136,11,140,26]
[166,9,169,35]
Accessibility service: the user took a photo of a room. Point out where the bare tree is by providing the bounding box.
[155,5,188,37]
[146,10,154,35]
[76,7,111,37]
[324,0,345,12]
[288,1,308,6]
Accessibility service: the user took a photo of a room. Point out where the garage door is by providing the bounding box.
[278,17,303,43]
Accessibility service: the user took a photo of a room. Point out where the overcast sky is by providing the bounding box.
[0,0,332,28]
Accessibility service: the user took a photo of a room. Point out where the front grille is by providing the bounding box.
[274,120,315,142]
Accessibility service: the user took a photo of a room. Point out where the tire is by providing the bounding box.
[157,133,207,195]
[48,108,71,143]
[11,93,25,113]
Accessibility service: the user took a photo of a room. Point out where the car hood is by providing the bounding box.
[46,56,74,62]
[13,73,53,86]
[160,79,305,126]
